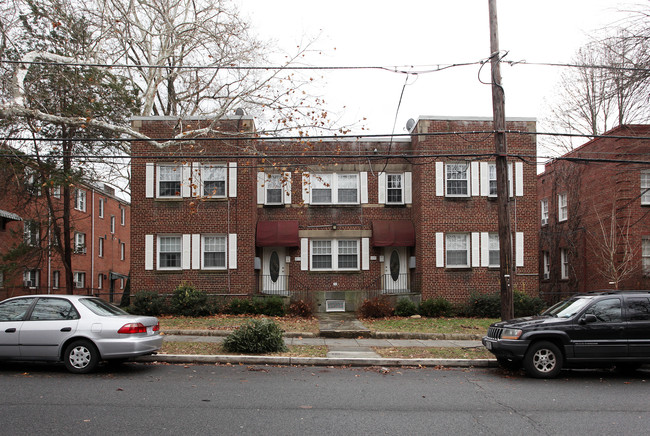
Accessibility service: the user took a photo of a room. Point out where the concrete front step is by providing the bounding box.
[318,312,371,338]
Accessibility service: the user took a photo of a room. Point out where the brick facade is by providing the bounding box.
[538,125,650,302]
[131,115,538,311]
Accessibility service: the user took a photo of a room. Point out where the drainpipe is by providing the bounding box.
[91,189,95,295]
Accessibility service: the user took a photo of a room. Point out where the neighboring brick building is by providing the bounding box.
[131,115,538,312]
[0,158,131,303]
[538,125,650,301]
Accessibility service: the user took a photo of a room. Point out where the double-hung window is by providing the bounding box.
[643,236,650,276]
[386,174,403,204]
[558,193,568,222]
[158,235,182,269]
[75,189,86,212]
[120,208,125,226]
[446,233,470,267]
[98,198,104,218]
[110,216,115,234]
[560,248,569,279]
[24,269,39,288]
[642,171,650,205]
[488,233,500,267]
[311,239,359,270]
[158,164,182,198]
[98,237,104,257]
[74,232,86,254]
[201,164,227,198]
[202,235,227,269]
[311,173,359,205]
[24,221,39,246]
[543,251,550,280]
[265,174,283,205]
[541,199,549,225]
[488,164,497,196]
[73,272,85,289]
[120,242,126,261]
[446,163,469,197]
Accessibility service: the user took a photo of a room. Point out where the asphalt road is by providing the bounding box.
[1,361,649,435]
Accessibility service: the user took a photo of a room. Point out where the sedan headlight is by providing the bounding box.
[501,328,523,340]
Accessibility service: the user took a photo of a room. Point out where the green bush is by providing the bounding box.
[358,297,394,318]
[226,298,256,315]
[253,296,287,317]
[513,290,546,317]
[466,292,501,318]
[288,300,313,318]
[222,319,288,354]
[419,297,454,317]
[169,283,210,316]
[394,298,418,317]
[131,291,167,316]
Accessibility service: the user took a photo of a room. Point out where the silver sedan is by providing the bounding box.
[0,294,163,373]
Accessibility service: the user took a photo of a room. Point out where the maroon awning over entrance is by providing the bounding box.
[372,220,415,247]
[256,220,300,247]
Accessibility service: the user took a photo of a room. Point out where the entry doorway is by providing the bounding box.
[383,247,408,294]
[262,247,288,295]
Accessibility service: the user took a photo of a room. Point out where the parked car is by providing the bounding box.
[482,290,650,378]
[0,294,162,373]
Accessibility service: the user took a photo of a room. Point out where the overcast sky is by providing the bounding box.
[236,0,636,147]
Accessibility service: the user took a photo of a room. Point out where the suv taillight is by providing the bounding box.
[118,323,147,334]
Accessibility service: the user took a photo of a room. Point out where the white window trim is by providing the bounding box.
[201,234,228,270]
[488,232,500,267]
[197,163,228,199]
[110,216,115,234]
[310,173,360,205]
[120,208,125,226]
[157,234,183,271]
[24,220,39,246]
[541,199,549,226]
[558,193,568,222]
[75,189,87,212]
[98,274,103,290]
[444,163,470,198]
[74,232,86,254]
[24,269,39,288]
[98,237,104,257]
[258,173,286,206]
[156,163,183,199]
[445,233,471,268]
[98,198,104,218]
[53,186,61,199]
[642,170,650,205]
[543,251,550,280]
[73,271,85,289]
[52,271,60,289]
[560,248,569,280]
[385,173,405,205]
[120,242,125,261]
[310,239,360,271]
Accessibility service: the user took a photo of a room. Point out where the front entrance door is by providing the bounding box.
[383,247,408,294]
[262,247,287,295]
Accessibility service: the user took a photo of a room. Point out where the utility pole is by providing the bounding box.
[488,0,514,320]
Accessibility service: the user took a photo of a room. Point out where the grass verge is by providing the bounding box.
[161,342,328,357]
[160,315,319,333]
[374,346,493,360]
[360,317,497,334]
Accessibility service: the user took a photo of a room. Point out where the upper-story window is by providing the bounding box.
[311,173,359,205]
[386,174,404,204]
[488,164,497,196]
[74,232,86,254]
[543,251,550,280]
[445,163,469,197]
[157,164,182,198]
[53,186,61,199]
[641,170,650,205]
[541,199,549,226]
[23,220,39,246]
[199,164,227,198]
[446,233,470,267]
[265,174,283,205]
[120,208,125,226]
[75,189,87,212]
[560,248,569,279]
[488,233,499,267]
[311,239,359,271]
[558,193,568,222]
[110,216,115,234]
[158,235,182,270]
[98,198,104,218]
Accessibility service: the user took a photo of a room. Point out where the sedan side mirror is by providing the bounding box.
[579,314,598,325]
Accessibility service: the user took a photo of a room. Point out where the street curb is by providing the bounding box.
[161,330,482,341]
[137,354,498,368]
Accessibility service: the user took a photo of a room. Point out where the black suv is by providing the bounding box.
[482,291,650,378]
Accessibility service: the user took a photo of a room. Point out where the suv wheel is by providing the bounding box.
[523,341,563,379]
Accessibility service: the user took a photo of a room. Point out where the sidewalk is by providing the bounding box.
[137,313,496,368]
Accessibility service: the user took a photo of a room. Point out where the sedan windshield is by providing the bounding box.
[79,298,129,316]
[542,297,591,318]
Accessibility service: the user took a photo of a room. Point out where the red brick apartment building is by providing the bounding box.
[538,125,650,301]
[131,115,538,312]
[0,163,131,303]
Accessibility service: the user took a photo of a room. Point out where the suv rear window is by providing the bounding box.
[627,297,650,321]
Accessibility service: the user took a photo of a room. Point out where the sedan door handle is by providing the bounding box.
[60,327,72,332]
[5,328,16,333]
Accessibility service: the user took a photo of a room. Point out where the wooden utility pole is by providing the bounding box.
[488,0,514,320]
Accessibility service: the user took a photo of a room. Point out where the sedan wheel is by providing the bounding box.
[523,341,563,379]
[64,340,99,374]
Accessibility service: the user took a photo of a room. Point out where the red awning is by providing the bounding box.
[372,220,415,247]
[256,220,300,247]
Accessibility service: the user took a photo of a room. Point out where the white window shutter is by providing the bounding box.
[228,233,237,269]
[436,233,444,267]
[229,163,237,197]
[182,234,191,269]
[404,172,412,204]
[192,163,202,197]
[481,232,489,267]
[145,235,154,270]
[436,162,444,196]
[516,232,524,267]
[257,172,265,205]
[284,172,292,205]
[360,172,368,204]
[471,162,480,196]
[480,162,488,196]
[515,162,524,197]
[471,232,480,267]
[508,163,513,197]
[181,163,191,198]
[301,238,309,270]
[378,172,386,204]
[145,163,154,198]
[302,173,310,204]
[362,238,370,270]
[192,234,201,269]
